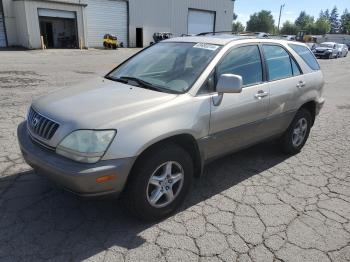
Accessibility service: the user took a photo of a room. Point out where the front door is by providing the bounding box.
[206,44,270,159]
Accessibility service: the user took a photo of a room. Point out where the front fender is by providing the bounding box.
[102,95,211,159]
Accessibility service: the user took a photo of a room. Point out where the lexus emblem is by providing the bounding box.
[32,117,39,127]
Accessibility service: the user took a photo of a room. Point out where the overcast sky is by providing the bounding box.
[234,0,349,27]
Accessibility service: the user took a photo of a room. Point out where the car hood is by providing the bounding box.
[32,77,178,129]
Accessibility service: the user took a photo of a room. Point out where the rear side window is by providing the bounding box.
[262,45,293,81]
[291,59,301,76]
[217,45,263,86]
[289,44,320,70]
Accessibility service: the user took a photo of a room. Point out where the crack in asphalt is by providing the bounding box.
[0,50,349,262]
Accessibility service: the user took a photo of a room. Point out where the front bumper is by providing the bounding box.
[17,121,136,197]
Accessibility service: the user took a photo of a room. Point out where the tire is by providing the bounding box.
[328,53,332,59]
[279,108,312,155]
[123,144,194,221]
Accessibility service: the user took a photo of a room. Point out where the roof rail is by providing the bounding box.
[196,31,236,36]
[196,31,270,38]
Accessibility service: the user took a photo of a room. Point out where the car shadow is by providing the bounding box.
[0,140,289,260]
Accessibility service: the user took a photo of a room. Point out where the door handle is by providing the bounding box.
[254,90,269,99]
[297,81,306,88]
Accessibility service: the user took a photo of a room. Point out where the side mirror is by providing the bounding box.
[216,74,243,94]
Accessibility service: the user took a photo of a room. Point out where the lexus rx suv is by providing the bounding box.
[18,35,325,220]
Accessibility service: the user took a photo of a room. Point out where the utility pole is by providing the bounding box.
[277,4,285,33]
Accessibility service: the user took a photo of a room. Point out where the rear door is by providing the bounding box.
[261,44,303,135]
[206,44,270,159]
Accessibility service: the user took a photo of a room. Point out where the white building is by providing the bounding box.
[0,0,234,49]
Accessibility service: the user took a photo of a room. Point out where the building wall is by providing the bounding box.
[2,0,234,48]
[23,0,86,48]
[3,0,18,45]
[128,0,234,47]
[3,0,87,48]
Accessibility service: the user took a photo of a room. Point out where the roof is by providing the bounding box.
[163,34,303,46]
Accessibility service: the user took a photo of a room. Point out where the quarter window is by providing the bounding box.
[289,44,320,70]
[291,59,301,76]
[217,45,263,86]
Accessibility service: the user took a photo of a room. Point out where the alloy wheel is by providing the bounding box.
[292,118,308,147]
[146,161,184,208]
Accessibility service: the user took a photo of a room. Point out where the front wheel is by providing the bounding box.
[279,108,312,155]
[123,144,194,221]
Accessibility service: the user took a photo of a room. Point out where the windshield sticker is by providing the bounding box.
[193,43,219,51]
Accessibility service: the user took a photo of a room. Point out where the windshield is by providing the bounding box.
[320,43,335,48]
[107,42,221,93]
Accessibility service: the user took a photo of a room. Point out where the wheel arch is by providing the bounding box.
[128,134,204,181]
[299,100,316,126]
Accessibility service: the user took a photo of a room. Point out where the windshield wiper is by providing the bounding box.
[105,75,181,94]
[105,75,128,84]
[120,76,159,90]
[119,76,181,94]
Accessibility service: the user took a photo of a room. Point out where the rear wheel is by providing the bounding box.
[280,108,312,155]
[123,144,193,221]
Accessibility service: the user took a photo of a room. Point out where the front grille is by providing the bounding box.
[27,107,59,140]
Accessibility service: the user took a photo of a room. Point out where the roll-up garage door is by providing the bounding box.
[87,0,128,47]
[188,9,215,35]
[0,11,6,47]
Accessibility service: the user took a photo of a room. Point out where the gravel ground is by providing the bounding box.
[0,49,349,262]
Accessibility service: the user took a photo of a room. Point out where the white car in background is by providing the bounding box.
[336,44,348,58]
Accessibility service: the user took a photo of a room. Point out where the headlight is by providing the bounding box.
[56,130,116,163]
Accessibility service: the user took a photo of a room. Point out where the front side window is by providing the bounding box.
[263,45,295,81]
[107,42,221,93]
[289,44,320,70]
[216,45,263,86]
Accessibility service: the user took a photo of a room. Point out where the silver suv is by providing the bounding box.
[18,35,325,220]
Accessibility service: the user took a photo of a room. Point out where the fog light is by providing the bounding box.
[96,174,117,183]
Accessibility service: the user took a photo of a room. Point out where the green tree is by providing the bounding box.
[246,10,275,33]
[232,21,245,33]
[324,9,330,20]
[330,6,340,33]
[280,21,298,35]
[313,17,331,34]
[295,11,314,30]
[340,9,350,34]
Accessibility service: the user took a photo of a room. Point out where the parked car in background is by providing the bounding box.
[336,44,348,58]
[18,35,325,221]
[313,42,339,59]
[254,32,269,38]
[282,35,296,41]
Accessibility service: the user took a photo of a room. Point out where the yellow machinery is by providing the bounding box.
[103,34,118,49]
[296,30,316,43]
